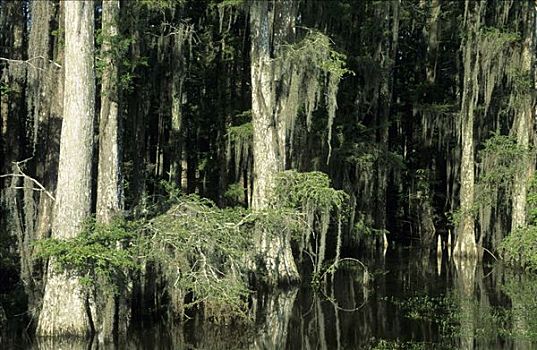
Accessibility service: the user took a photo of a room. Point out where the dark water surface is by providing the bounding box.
[2,247,537,349]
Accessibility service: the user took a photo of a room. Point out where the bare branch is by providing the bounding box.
[0,56,62,71]
[0,160,55,201]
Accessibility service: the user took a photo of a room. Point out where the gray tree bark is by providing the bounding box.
[250,0,299,285]
[97,0,122,224]
[454,0,484,258]
[95,0,122,342]
[511,3,535,231]
[37,0,95,337]
[169,24,189,187]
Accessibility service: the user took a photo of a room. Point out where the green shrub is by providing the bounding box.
[35,218,141,293]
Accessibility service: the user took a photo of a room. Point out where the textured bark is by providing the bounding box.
[37,0,95,337]
[454,0,483,259]
[250,0,299,285]
[0,0,25,175]
[250,1,279,210]
[21,0,64,320]
[97,0,122,224]
[511,4,535,231]
[95,0,122,342]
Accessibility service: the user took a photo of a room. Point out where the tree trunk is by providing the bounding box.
[376,0,400,248]
[97,0,122,224]
[454,0,483,258]
[250,0,299,285]
[95,0,123,342]
[424,0,441,83]
[0,0,25,177]
[25,0,64,320]
[169,25,188,187]
[511,3,535,231]
[37,0,95,338]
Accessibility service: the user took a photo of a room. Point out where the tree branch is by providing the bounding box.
[0,56,62,71]
[0,160,55,201]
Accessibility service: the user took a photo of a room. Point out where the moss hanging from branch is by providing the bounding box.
[478,26,520,116]
[227,118,252,179]
[415,103,458,150]
[274,170,348,275]
[476,133,531,239]
[275,31,349,163]
[478,133,530,200]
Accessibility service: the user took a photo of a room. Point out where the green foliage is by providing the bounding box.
[95,29,148,92]
[34,218,140,293]
[368,339,429,350]
[501,226,537,271]
[275,170,348,212]
[510,71,533,96]
[31,170,349,319]
[354,216,388,238]
[339,140,404,173]
[275,170,348,275]
[224,182,245,204]
[0,82,14,96]
[142,193,254,321]
[138,0,180,11]
[480,26,520,45]
[450,133,530,227]
[500,176,537,270]
[477,133,531,205]
[283,31,350,79]
[392,294,457,322]
[228,122,252,142]
[253,207,307,246]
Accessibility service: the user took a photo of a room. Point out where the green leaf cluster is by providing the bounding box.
[95,29,148,91]
[142,193,253,321]
[228,122,252,142]
[32,171,349,319]
[477,133,531,205]
[224,182,245,204]
[500,176,537,271]
[275,170,348,212]
[501,229,537,272]
[34,218,140,293]
[282,31,350,80]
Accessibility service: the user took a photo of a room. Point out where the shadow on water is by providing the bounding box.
[3,247,537,349]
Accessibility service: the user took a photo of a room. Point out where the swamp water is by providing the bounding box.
[2,247,537,349]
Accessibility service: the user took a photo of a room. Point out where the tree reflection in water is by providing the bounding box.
[5,247,537,349]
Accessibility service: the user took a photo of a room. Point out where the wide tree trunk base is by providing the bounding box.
[254,230,300,287]
[37,270,92,338]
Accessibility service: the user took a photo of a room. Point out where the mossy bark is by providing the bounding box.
[250,0,300,285]
[454,0,483,259]
[511,4,535,231]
